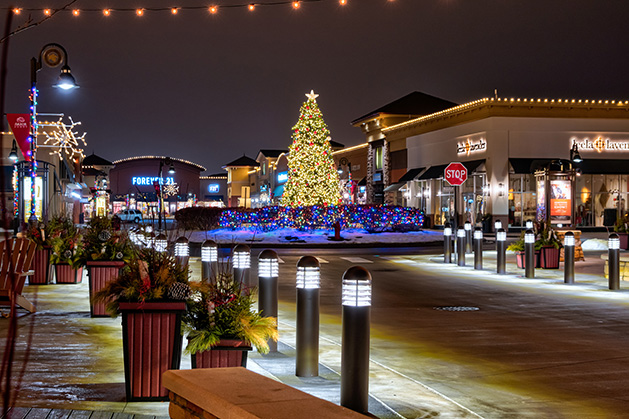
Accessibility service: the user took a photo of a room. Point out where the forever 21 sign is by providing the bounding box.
[444,162,467,186]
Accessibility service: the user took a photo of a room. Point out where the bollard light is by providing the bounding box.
[464,221,472,231]
[174,236,189,257]
[457,227,466,266]
[608,233,620,290]
[296,256,321,377]
[474,228,483,240]
[464,221,473,253]
[496,227,506,274]
[154,233,167,253]
[524,229,535,278]
[297,256,321,289]
[526,220,534,229]
[443,222,452,264]
[495,219,502,231]
[201,240,218,263]
[457,227,466,238]
[233,244,252,287]
[564,231,575,284]
[473,227,483,270]
[258,249,279,278]
[233,244,251,269]
[609,234,620,250]
[341,266,372,413]
[259,249,279,352]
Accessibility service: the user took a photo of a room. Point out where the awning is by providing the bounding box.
[418,160,485,180]
[397,167,426,182]
[273,184,285,197]
[509,158,552,174]
[357,177,367,186]
[383,183,404,192]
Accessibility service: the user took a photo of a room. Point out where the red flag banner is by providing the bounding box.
[6,113,32,161]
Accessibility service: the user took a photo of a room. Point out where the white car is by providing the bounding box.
[116,209,143,223]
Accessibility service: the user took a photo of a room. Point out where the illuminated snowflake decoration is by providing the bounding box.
[40,116,87,159]
[163,183,179,198]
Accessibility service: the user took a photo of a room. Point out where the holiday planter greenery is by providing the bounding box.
[94,247,191,401]
[54,263,83,284]
[49,216,83,284]
[80,217,133,317]
[539,246,561,269]
[183,270,277,368]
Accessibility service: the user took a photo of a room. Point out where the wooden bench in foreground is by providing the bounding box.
[0,237,37,314]
[163,367,370,419]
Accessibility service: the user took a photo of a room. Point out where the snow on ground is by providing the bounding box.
[188,228,443,245]
[581,238,609,250]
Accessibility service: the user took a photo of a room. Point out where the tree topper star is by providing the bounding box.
[305,90,319,101]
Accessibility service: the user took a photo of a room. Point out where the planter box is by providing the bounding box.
[54,263,83,284]
[30,247,52,285]
[618,233,629,251]
[86,261,125,317]
[515,251,541,269]
[120,301,186,402]
[540,246,560,269]
[191,339,252,369]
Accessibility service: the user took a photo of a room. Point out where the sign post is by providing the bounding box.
[444,162,468,233]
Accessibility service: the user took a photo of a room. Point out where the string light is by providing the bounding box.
[209,6,218,14]
[103,9,111,16]
[44,9,51,15]
[136,8,144,16]
[340,0,347,4]
[293,1,301,8]
[171,7,179,14]
[12,8,21,14]
[72,9,80,16]
[248,4,256,11]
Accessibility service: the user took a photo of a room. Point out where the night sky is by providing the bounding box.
[2,0,629,174]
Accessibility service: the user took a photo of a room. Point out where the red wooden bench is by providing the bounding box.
[0,237,37,315]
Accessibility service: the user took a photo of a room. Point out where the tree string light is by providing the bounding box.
[4,0,359,18]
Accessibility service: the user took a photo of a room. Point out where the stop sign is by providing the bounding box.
[444,162,467,186]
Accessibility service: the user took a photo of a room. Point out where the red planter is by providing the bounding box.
[30,247,52,285]
[540,246,560,269]
[86,261,125,317]
[618,233,629,250]
[191,339,252,369]
[54,263,83,284]
[515,251,541,269]
[120,301,185,401]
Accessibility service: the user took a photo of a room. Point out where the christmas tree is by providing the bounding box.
[282,91,341,207]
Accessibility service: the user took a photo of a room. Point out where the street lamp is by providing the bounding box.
[8,140,18,162]
[28,43,78,225]
[157,157,175,232]
[570,143,583,163]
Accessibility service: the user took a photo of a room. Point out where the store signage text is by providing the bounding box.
[571,136,629,153]
[208,184,220,193]
[132,176,175,186]
[456,137,486,155]
[277,171,288,183]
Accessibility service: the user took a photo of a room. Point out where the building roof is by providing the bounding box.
[351,91,459,125]
[383,97,629,138]
[258,149,287,158]
[202,173,228,179]
[223,155,260,168]
[329,140,344,150]
[82,167,105,177]
[112,156,206,171]
[82,153,113,167]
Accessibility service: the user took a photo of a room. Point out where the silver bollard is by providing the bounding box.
[340,266,371,414]
[525,229,535,278]
[464,221,473,253]
[474,227,483,270]
[608,233,620,290]
[564,232,575,284]
[296,256,320,377]
[201,239,218,280]
[457,227,466,267]
[233,244,251,287]
[258,249,279,353]
[174,236,189,269]
[443,223,452,264]
[496,228,506,274]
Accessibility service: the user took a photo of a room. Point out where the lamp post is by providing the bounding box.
[28,43,78,225]
[157,157,175,232]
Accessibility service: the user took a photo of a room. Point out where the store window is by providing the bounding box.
[461,173,487,226]
[435,180,455,226]
[508,174,536,227]
[575,174,629,227]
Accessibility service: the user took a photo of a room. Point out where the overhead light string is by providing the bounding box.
[5,0,366,18]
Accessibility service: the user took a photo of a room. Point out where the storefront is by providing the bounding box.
[382,97,629,230]
[109,156,204,219]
